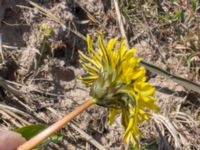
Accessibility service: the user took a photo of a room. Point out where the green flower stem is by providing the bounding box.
[17,99,96,150]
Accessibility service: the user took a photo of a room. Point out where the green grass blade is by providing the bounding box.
[140,60,200,94]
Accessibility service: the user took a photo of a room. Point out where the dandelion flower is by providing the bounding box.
[79,33,159,147]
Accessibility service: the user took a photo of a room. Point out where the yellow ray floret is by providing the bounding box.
[79,33,159,147]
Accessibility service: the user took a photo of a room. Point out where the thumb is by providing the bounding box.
[0,129,26,150]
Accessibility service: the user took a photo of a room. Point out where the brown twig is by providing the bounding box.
[113,0,129,47]
[17,99,96,150]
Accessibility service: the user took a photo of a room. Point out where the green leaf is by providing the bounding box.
[128,145,146,150]
[191,0,197,11]
[15,124,48,140]
[15,124,63,146]
[50,134,63,143]
[146,143,158,150]
[140,60,200,94]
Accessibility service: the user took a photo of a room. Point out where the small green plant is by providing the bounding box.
[36,23,54,68]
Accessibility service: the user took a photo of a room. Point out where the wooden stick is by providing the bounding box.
[17,99,96,150]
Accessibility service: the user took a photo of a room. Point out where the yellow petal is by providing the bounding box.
[81,62,99,74]
[98,33,110,66]
[132,67,146,80]
[134,82,155,96]
[86,35,95,54]
[124,48,137,59]
[79,51,101,68]
[108,108,121,124]
[107,37,118,53]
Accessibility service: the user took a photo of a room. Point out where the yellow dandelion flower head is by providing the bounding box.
[79,33,159,147]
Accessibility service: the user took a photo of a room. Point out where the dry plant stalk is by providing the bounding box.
[17,99,95,150]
